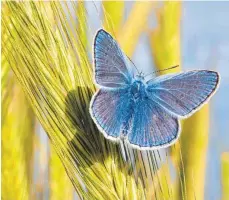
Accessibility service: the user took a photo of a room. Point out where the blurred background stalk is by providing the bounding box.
[1,72,34,199]
[49,147,74,200]
[103,1,124,36]
[221,152,229,200]
[1,5,35,199]
[179,105,209,200]
[150,2,181,73]
[1,77,35,200]
[118,1,156,56]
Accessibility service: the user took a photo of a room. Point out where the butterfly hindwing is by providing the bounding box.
[127,98,180,149]
[146,70,219,118]
[94,29,133,88]
[90,87,133,140]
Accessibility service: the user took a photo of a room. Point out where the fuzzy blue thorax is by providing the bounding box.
[131,76,148,101]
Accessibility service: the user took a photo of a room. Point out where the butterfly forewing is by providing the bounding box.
[94,29,133,88]
[146,70,219,118]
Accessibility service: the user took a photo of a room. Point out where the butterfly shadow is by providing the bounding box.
[65,86,132,170]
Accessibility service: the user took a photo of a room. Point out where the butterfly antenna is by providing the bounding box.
[144,65,179,77]
[127,56,140,74]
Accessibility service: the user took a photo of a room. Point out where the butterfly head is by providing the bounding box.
[135,72,145,81]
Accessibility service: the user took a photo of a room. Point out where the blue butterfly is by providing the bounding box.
[89,29,220,150]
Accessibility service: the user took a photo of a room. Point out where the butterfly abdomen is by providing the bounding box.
[120,96,134,138]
